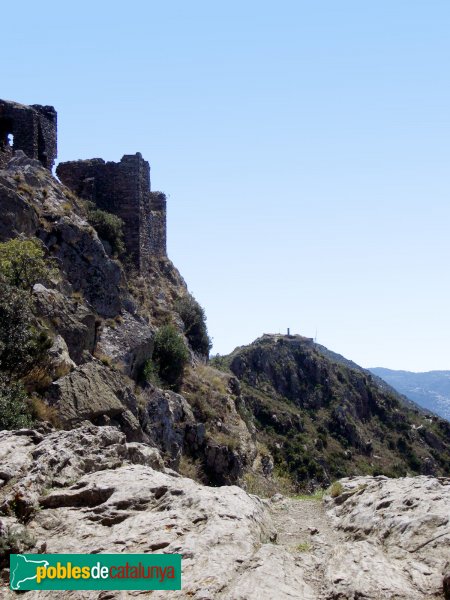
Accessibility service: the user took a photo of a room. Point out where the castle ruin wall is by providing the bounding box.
[56,153,167,272]
[0,99,57,170]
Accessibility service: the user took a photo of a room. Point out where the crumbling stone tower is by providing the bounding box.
[57,154,167,272]
[0,98,166,273]
[0,99,57,170]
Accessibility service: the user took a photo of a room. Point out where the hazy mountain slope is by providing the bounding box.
[370,368,450,422]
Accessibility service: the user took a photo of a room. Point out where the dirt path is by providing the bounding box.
[270,496,343,597]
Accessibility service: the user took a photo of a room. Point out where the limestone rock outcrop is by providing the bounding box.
[45,361,144,442]
[0,425,302,600]
[32,284,96,365]
[1,426,449,599]
[140,386,203,468]
[0,152,130,318]
[0,176,39,241]
[95,311,154,379]
[324,475,450,599]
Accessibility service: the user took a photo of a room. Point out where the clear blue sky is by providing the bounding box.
[3,1,449,371]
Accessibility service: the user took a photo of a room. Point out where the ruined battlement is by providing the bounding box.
[57,153,167,271]
[0,99,57,170]
[1,98,167,273]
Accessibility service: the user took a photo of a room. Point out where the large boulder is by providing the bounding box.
[45,361,144,441]
[23,334,76,389]
[325,475,450,599]
[204,441,247,484]
[140,387,204,468]
[95,311,154,378]
[33,284,96,364]
[45,335,76,379]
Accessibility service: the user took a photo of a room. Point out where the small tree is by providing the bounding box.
[0,238,57,291]
[175,295,212,357]
[87,204,125,257]
[152,324,190,391]
[0,376,32,430]
[0,278,50,376]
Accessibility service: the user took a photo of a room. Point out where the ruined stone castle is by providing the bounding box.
[0,98,167,272]
[56,156,167,271]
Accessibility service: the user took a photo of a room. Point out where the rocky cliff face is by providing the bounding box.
[0,148,257,488]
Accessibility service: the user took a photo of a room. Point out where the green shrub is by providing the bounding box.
[295,542,311,552]
[329,481,344,498]
[292,489,325,501]
[210,354,229,371]
[175,296,212,357]
[87,204,125,257]
[152,324,190,390]
[0,525,35,568]
[0,278,50,376]
[140,358,162,388]
[0,237,57,291]
[0,376,32,430]
[396,436,408,453]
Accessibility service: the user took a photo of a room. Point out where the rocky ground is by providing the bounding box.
[271,495,342,597]
[272,476,450,599]
[0,425,449,599]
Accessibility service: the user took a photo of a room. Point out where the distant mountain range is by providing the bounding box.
[369,368,450,422]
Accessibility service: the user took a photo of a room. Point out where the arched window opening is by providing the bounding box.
[0,118,14,149]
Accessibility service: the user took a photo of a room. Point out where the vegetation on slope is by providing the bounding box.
[0,238,56,428]
[175,295,212,357]
[212,335,450,490]
[142,324,189,391]
[86,202,125,258]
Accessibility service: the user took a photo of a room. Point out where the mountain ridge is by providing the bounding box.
[212,333,450,491]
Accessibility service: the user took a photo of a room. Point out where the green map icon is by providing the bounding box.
[10,555,50,590]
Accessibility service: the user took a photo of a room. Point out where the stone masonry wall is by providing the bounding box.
[56,153,167,272]
[149,192,167,257]
[0,99,57,170]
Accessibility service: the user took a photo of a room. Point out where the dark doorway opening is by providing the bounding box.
[0,117,14,149]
